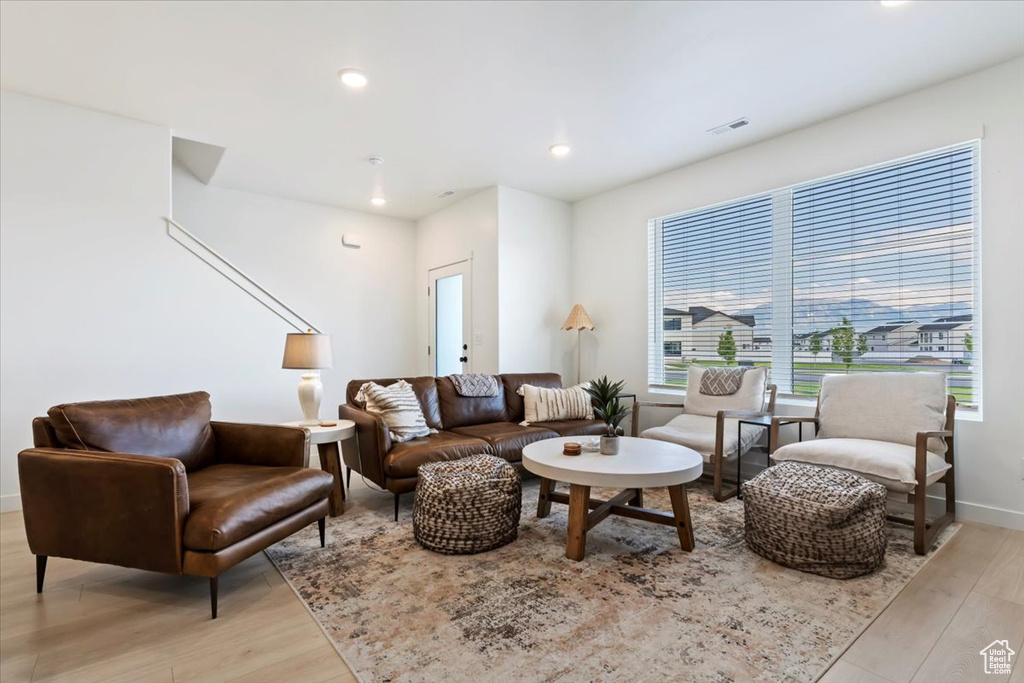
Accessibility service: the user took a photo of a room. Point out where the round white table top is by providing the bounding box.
[522,436,703,489]
[281,420,355,444]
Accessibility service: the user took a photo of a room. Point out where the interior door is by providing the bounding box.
[428,260,472,376]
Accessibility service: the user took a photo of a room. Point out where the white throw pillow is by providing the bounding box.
[356,380,434,443]
[683,365,767,417]
[517,384,594,425]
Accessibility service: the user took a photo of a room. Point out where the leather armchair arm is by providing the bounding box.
[338,404,389,487]
[212,422,309,468]
[18,448,189,574]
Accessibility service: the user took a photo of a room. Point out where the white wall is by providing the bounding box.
[416,188,499,375]
[171,161,419,390]
[571,59,1024,530]
[0,91,418,511]
[496,186,574,380]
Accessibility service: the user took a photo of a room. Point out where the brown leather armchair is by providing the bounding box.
[18,391,333,618]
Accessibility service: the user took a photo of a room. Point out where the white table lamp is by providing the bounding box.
[282,331,334,426]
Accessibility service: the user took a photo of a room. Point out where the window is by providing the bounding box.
[664,341,682,356]
[649,142,979,408]
[664,317,682,331]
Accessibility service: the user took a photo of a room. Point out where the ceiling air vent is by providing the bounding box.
[708,118,750,136]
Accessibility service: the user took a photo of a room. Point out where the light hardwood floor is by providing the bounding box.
[1,475,1021,683]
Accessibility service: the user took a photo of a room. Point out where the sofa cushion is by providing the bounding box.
[347,376,443,430]
[818,372,948,453]
[502,373,563,423]
[771,437,951,493]
[47,391,216,472]
[383,432,492,479]
[184,464,333,551]
[531,419,607,437]
[683,366,767,418]
[450,422,558,461]
[641,413,764,462]
[436,376,507,429]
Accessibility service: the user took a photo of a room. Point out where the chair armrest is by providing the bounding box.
[212,422,309,468]
[18,448,189,574]
[338,404,390,487]
[630,400,686,437]
[769,416,819,453]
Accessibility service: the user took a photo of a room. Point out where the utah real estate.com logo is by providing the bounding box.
[980,640,1015,675]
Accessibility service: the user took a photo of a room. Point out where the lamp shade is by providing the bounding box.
[561,304,596,331]
[282,332,333,369]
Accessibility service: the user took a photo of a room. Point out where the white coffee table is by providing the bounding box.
[522,436,704,561]
[282,420,355,517]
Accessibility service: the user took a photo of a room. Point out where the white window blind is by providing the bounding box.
[648,142,980,408]
[648,194,773,390]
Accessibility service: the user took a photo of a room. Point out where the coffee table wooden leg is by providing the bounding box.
[668,484,694,552]
[537,477,554,518]
[317,441,345,517]
[629,488,644,507]
[566,484,591,561]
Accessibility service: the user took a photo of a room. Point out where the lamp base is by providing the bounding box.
[297,371,323,426]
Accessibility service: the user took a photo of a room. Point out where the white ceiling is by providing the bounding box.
[2,1,1022,219]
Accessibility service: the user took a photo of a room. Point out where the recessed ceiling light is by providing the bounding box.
[370,196,387,207]
[549,143,571,158]
[338,68,368,89]
[436,190,456,199]
[368,157,384,165]
[879,0,909,6]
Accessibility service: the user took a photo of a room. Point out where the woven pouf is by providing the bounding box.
[744,462,888,579]
[413,454,522,555]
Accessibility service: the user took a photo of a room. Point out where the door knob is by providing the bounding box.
[459,356,468,363]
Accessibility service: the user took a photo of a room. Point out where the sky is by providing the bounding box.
[660,146,975,336]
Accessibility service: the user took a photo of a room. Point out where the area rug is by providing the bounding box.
[266,479,957,683]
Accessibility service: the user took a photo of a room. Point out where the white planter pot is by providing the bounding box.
[600,435,619,455]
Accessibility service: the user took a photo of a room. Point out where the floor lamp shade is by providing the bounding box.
[282,332,333,426]
[561,304,596,332]
[561,304,595,384]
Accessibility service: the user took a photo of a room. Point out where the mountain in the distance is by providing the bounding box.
[730,298,971,333]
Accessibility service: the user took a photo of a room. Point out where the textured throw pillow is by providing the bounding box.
[683,365,767,418]
[356,380,434,443]
[517,384,594,425]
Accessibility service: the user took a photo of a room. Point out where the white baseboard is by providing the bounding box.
[0,493,22,513]
[927,494,1024,531]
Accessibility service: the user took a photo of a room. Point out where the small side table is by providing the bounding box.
[736,415,798,499]
[282,421,356,516]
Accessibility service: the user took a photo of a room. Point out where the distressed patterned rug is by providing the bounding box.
[267,479,956,683]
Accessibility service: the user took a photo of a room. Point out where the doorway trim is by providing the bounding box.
[427,258,473,376]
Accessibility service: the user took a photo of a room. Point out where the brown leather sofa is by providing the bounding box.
[339,373,605,518]
[17,391,333,619]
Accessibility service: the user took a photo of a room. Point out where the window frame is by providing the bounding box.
[647,140,982,413]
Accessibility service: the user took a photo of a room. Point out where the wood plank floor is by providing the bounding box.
[2,474,1021,682]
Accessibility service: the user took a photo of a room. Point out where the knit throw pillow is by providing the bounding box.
[356,380,434,443]
[517,384,595,425]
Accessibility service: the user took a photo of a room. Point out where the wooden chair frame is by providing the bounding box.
[769,394,957,555]
[631,384,778,502]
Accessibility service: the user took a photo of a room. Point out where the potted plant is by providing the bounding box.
[584,376,630,455]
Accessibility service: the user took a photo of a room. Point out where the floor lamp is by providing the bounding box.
[561,304,596,384]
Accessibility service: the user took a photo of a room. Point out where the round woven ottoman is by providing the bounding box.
[744,462,888,579]
[414,454,522,555]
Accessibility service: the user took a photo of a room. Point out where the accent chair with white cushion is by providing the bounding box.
[769,372,956,555]
[632,366,777,501]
